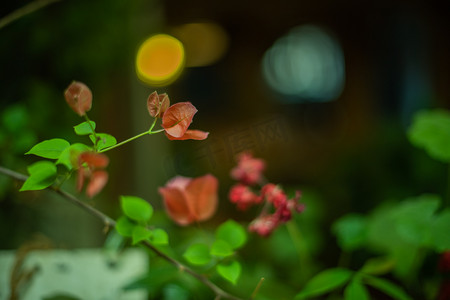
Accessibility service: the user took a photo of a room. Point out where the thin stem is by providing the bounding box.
[0,0,62,30]
[84,114,98,148]
[0,165,245,300]
[286,221,312,284]
[98,130,149,153]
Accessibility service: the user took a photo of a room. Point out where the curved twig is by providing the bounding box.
[0,165,245,300]
[0,0,62,30]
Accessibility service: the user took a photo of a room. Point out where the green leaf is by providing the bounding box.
[210,239,234,257]
[431,209,450,251]
[332,214,367,251]
[216,260,241,285]
[364,275,412,300]
[20,161,57,191]
[296,268,353,299]
[115,216,135,237]
[215,220,247,250]
[360,256,396,275]
[132,225,152,245]
[408,109,450,162]
[151,228,169,245]
[344,278,370,300]
[74,121,96,135]
[120,195,153,223]
[25,138,70,159]
[90,133,117,151]
[393,194,440,246]
[56,143,92,170]
[183,244,211,266]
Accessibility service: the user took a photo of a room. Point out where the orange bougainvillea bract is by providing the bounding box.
[147,91,170,118]
[77,152,109,198]
[159,174,218,225]
[64,81,92,116]
[161,102,209,140]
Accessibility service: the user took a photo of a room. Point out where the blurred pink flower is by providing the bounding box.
[229,184,261,210]
[230,152,265,185]
[159,174,218,225]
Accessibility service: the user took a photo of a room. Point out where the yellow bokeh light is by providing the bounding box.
[136,34,185,87]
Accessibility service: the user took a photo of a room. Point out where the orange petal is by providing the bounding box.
[162,102,197,138]
[159,186,196,225]
[185,174,218,222]
[86,170,108,198]
[165,129,209,140]
[79,152,109,168]
[64,81,92,116]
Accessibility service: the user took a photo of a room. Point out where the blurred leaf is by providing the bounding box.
[296,268,353,299]
[56,143,92,170]
[25,138,70,159]
[115,216,135,237]
[42,294,81,300]
[90,133,117,150]
[162,284,190,300]
[332,214,367,251]
[151,228,169,245]
[12,131,38,154]
[132,225,152,245]
[216,260,241,285]
[408,109,450,162]
[183,243,211,266]
[360,256,395,275]
[393,194,440,246]
[364,275,412,300]
[120,195,153,223]
[344,278,370,300]
[215,219,247,250]
[2,104,28,133]
[431,209,450,251]
[73,121,96,135]
[210,239,234,257]
[20,161,57,191]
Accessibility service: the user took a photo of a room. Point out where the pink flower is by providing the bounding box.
[162,102,209,140]
[77,152,109,198]
[64,81,92,116]
[248,214,279,237]
[159,174,218,226]
[229,184,261,211]
[230,152,265,185]
[261,183,287,208]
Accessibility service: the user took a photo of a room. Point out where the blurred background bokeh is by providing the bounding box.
[1,0,449,299]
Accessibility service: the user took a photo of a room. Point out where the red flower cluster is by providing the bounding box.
[228,152,305,237]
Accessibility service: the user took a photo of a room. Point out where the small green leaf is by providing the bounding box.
[56,143,92,170]
[296,268,353,299]
[360,256,396,275]
[431,209,450,251]
[216,260,241,285]
[20,161,57,191]
[344,278,370,300]
[120,195,153,223]
[215,220,247,250]
[151,228,169,245]
[74,121,96,135]
[132,225,152,245]
[364,276,412,300]
[332,214,367,251]
[210,239,234,257]
[25,138,70,159]
[408,109,450,162]
[90,133,117,151]
[183,243,211,266]
[115,216,135,237]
